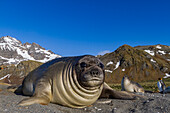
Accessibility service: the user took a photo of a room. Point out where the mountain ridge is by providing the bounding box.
[0,36,61,65]
[99,44,170,83]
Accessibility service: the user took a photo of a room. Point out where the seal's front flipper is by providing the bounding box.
[18,96,50,106]
[100,82,144,100]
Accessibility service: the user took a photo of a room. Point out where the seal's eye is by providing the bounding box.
[80,62,87,68]
[98,63,104,69]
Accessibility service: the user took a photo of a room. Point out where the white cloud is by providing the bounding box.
[98,50,111,55]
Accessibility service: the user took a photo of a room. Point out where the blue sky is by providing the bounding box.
[0,0,170,56]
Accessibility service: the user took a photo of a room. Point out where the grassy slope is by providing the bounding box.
[109,78,170,92]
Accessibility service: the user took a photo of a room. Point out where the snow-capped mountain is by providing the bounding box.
[0,36,61,65]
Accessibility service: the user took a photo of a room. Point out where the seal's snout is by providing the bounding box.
[90,69,99,77]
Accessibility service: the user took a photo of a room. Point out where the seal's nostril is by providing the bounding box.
[91,70,99,77]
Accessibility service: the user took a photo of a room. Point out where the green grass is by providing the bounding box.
[108,79,170,92]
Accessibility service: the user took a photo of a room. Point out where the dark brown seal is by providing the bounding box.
[18,55,139,108]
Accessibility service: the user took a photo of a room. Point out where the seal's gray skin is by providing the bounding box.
[163,87,170,93]
[121,76,144,93]
[18,55,139,108]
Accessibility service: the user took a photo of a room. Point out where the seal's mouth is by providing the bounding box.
[80,72,104,88]
[90,79,101,81]
[86,77,102,81]
[81,72,104,81]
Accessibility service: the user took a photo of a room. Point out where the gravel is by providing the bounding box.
[0,85,170,113]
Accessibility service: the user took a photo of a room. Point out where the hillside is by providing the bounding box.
[0,36,61,85]
[99,44,170,83]
[0,60,43,84]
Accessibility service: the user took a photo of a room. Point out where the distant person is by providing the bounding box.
[157,78,166,93]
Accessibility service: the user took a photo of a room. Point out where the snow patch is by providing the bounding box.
[0,56,19,64]
[0,36,61,64]
[3,36,21,46]
[16,48,35,60]
[106,61,113,66]
[25,45,31,48]
[156,45,162,49]
[114,61,120,70]
[36,54,60,63]
[0,43,6,50]
[157,50,166,55]
[150,59,156,63]
[122,69,125,71]
[144,50,155,56]
[0,74,11,81]
[164,73,170,78]
[105,70,113,73]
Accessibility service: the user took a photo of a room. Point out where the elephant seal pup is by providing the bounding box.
[121,76,144,93]
[18,55,139,108]
[163,87,170,93]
